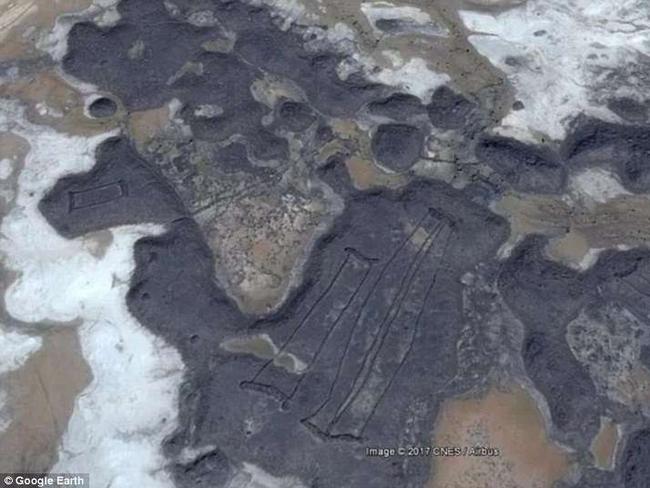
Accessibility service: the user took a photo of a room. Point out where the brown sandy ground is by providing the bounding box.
[428,383,573,488]
[495,192,650,270]
[590,417,620,471]
[0,0,91,61]
[0,327,91,472]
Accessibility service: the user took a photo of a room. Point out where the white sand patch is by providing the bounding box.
[35,102,63,118]
[38,0,121,61]
[227,463,306,488]
[251,0,311,29]
[370,57,450,101]
[360,2,449,37]
[495,235,522,261]
[178,444,218,465]
[0,100,183,488]
[0,158,14,180]
[0,330,41,375]
[575,247,604,272]
[467,0,524,5]
[460,0,650,142]
[569,168,631,205]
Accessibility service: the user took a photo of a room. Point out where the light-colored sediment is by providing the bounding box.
[428,384,572,488]
[226,462,306,488]
[200,191,328,315]
[129,102,338,319]
[0,0,91,61]
[0,329,40,377]
[282,0,512,110]
[590,417,619,471]
[567,306,650,417]
[221,333,307,374]
[0,70,120,136]
[0,87,95,474]
[0,327,91,473]
[0,330,41,440]
[325,118,408,190]
[0,131,30,164]
[128,104,172,151]
[494,170,650,270]
[0,100,184,487]
[0,131,29,207]
[459,0,650,142]
[465,0,525,5]
[344,157,407,190]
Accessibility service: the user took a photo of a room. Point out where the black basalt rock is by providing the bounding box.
[371,123,423,171]
[476,135,566,193]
